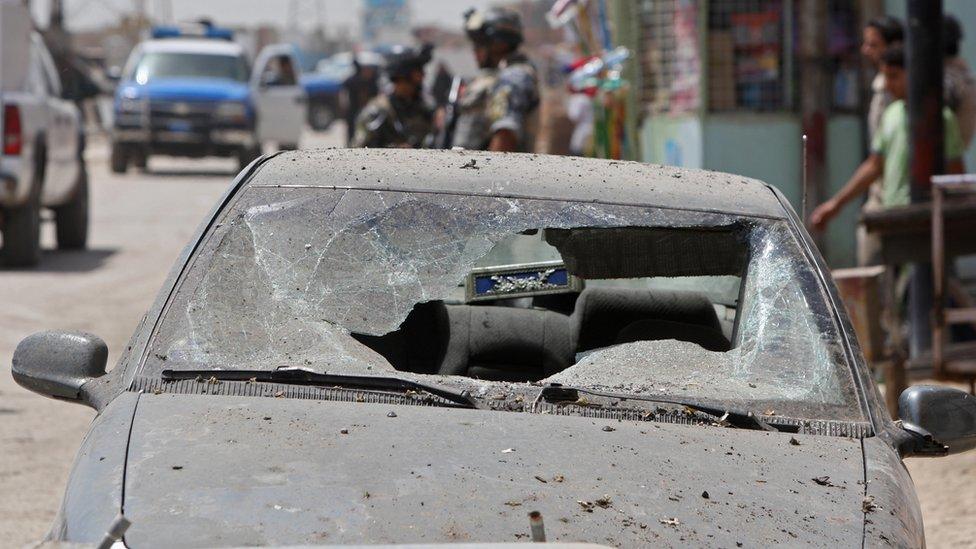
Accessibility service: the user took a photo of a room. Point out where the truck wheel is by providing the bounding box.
[238,146,260,172]
[309,103,335,130]
[133,150,148,172]
[110,143,129,174]
[1,175,42,268]
[54,163,89,250]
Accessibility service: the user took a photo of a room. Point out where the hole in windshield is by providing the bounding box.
[352,227,745,383]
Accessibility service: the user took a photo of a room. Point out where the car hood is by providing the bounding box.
[122,393,867,547]
[118,78,250,102]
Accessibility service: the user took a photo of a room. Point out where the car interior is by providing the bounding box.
[354,225,750,382]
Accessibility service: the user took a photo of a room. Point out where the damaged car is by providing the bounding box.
[12,149,976,547]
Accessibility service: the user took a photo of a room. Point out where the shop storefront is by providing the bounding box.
[610,0,877,267]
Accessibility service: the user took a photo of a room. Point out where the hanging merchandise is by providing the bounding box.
[551,0,634,159]
[547,0,587,29]
[568,46,632,160]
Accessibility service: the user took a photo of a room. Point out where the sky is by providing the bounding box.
[33,0,497,33]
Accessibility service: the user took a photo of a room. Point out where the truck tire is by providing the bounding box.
[1,170,42,268]
[133,149,148,171]
[110,142,129,174]
[54,163,89,250]
[309,103,335,130]
[238,146,260,172]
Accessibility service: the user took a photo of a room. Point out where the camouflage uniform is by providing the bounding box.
[452,52,539,152]
[351,93,433,149]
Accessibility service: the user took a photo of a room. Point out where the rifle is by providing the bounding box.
[434,76,463,149]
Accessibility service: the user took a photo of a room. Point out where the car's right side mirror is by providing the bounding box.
[899,384,976,456]
[12,331,108,407]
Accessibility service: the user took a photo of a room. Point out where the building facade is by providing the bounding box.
[610,0,976,268]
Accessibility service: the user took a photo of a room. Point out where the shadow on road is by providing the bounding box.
[1,248,118,273]
[138,168,237,178]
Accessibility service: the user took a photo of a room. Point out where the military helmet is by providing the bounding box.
[384,43,433,79]
[464,7,523,46]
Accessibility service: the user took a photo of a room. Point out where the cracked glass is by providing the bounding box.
[145,187,863,421]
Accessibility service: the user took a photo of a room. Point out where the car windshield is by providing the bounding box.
[131,52,249,83]
[144,187,863,422]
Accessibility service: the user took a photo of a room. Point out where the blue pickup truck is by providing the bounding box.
[111,26,306,173]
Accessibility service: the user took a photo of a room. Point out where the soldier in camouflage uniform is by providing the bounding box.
[451,8,540,153]
[351,45,434,149]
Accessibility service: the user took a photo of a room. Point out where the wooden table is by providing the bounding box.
[861,188,976,416]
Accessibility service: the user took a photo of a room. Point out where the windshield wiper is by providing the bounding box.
[538,383,779,432]
[161,367,480,409]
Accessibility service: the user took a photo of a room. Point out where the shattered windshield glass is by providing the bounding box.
[145,187,862,421]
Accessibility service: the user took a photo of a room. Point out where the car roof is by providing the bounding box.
[138,38,245,56]
[250,149,789,220]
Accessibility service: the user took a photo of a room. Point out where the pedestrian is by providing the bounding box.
[351,45,434,149]
[450,7,540,153]
[944,15,976,148]
[811,45,965,357]
[856,15,904,266]
[809,45,965,230]
[343,55,380,146]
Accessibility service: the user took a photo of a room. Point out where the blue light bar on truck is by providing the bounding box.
[152,23,234,41]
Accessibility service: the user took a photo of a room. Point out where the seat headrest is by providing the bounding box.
[438,304,573,380]
[571,287,722,351]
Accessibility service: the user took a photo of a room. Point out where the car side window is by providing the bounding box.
[26,44,50,96]
[34,38,63,98]
[259,54,298,87]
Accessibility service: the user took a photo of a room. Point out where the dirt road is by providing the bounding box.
[0,142,235,545]
[1,134,974,547]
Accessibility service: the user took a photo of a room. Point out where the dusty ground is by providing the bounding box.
[1,131,974,547]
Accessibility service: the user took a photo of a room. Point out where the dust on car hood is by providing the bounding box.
[121,393,867,547]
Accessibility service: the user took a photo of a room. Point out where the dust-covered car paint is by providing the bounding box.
[27,150,925,547]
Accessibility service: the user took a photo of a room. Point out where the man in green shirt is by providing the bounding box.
[810,45,965,230]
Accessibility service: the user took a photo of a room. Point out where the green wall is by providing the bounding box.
[638,112,862,267]
[825,115,866,268]
[701,114,803,209]
[640,115,704,168]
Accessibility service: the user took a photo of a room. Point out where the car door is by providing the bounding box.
[250,44,306,148]
[32,34,79,203]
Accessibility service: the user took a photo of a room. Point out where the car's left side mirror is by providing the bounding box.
[12,331,108,407]
[899,384,976,456]
[106,65,123,83]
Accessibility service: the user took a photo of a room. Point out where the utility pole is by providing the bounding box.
[905,0,944,357]
[907,0,944,201]
[155,0,173,24]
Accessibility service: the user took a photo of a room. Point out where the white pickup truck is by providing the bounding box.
[1,2,88,267]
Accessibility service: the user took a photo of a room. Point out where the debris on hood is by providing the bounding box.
[594,495,612,508]
[812,476,845,488]
[862,495,878,513]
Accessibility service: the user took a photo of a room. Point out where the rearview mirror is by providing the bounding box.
[12,331,107,406]
[899,385,976,456]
